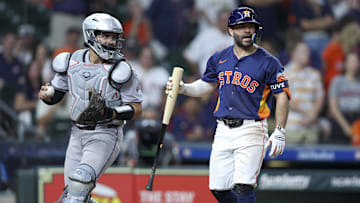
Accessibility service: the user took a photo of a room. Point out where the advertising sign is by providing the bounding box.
[37,167,216,203]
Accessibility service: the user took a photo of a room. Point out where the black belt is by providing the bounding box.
[72,121,119,130]
[217,118,263,128]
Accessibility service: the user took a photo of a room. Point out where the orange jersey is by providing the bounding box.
[322,42,344,93]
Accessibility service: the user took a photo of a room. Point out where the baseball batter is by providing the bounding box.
[38,13,143,203]
[167,7,290,203]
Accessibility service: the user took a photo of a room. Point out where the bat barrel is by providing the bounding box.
[162,67,184,125]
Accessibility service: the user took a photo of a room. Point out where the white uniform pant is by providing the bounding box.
[209,119,268,190]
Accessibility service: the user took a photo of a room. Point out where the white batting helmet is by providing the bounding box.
[82,13,124,62]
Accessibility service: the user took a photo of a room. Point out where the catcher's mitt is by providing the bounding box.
[76,88,113,125]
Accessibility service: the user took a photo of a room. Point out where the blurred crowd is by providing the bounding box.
[0,0,360,169]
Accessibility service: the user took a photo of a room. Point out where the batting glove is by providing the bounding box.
[265,125,286,157]
[165,76,184,94]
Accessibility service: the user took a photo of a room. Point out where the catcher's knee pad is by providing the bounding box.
[210,190,237,203]
[66,164,96,202]
[233,184,254,195]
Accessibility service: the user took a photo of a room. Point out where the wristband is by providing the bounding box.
[42,89,66,105]
[113,105,135,120]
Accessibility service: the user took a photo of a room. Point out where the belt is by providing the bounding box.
[72,121,120,130]
[217,118,263,128]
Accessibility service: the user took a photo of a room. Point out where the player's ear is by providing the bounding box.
[227,27,233,37]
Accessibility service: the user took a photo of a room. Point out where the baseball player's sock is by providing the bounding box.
[211,190,237,203]
[237,190,256,203]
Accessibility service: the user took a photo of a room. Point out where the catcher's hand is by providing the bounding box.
[76,88,114,125]
[265,126,286,157]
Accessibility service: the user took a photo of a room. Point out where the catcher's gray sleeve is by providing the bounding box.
[120,73,143,104]
[51,73,69,92]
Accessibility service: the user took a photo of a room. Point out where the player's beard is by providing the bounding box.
[233,33,254,51]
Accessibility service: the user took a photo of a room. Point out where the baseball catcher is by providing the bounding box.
[38,12,143,203]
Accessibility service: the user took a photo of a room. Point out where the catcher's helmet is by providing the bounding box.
[228,7,262,30]
[83,13,124,62]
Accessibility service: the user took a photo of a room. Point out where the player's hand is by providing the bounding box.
[38,83,53,102]
[165,76,184,94]
[265,126,285,157]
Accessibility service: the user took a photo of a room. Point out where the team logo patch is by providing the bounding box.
[219,59,227,64]
[276,70,288,82]
[112,92,119,99]
[82,71,91,79]
[243,10,251,18]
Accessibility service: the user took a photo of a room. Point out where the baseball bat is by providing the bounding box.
[146,67,184,191]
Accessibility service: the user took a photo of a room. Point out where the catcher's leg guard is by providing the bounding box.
[233,184,256,203]
[211,190,237,203]
[62,164,96,203]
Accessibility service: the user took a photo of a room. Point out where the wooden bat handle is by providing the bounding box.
[162,67,184,125]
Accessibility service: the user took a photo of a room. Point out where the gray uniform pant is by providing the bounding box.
[64,125,123,186]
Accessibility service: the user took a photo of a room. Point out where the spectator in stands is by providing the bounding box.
[278,26,303,66]
[123,0,153,49]
[0,33,25,138]
[322,17,347,95]
[33,43,53,84]
[322,20,360,94]
[290,0,335,70]
[14,24,36,67]
[0,32,25,108]
[349,0,360,24]
[15,54,44,138]
[51,27,81,59]
[5,43,50,140]
[194,0,235,32]
[147,0,195,52]
[330,0,360,24]
[328,51,360,144]
[183,9,232,76]
[88,0,127,20]
[170,96,212,141]
[329,0,359,20]
[284,42,325,145]
[130,46,169,110]
[45,0,86,49]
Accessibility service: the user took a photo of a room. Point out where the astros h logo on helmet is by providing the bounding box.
[243,10,251,18]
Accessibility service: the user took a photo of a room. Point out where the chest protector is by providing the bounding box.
[67,49,122,121]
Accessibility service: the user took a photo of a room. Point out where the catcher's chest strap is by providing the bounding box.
[72,121,120,130]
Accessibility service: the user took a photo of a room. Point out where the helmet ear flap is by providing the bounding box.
[253,29,262,44]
